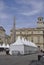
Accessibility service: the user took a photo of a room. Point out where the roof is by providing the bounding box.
[0,26,5,31]
[12,36,37,47]
[16,27,44,31]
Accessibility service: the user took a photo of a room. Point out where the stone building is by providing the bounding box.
[10,17,44,50]
[0,26,6,44]
[5,35,10,44]
[0,26,10,45]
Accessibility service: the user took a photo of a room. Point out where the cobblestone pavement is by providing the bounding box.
[29,58,44,65]
[0,54,38,65]
[29,54,44,65]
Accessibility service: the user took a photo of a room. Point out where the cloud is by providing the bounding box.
[0,13,11,19]
[15,0,43,5]
[21,10,39,16]
[0,1,13,19]
[21,2,43,16]
[0,1,5,11]
[15,0,31,5]
[15,0,43,16]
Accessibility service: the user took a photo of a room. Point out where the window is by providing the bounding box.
[39,19,41,21]
[38,36,40,43]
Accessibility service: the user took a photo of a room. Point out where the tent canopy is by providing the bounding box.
[12,36,37,47]
[0,43,9,48]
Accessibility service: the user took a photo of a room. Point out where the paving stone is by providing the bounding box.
[29,60,44,65]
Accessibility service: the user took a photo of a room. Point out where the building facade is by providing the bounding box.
[0,26,10,45]
[10,17,44,50]
[0,26,6,44]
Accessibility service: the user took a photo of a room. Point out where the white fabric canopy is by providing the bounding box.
[12,36,37,47]
[9,36,38,55]
[0,43,9,48]
[6,44,9,48]
[13,37,24,45]
[0,44,2,47]
[2,43,6,48]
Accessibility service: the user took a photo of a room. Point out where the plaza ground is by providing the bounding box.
[0,54,38,65]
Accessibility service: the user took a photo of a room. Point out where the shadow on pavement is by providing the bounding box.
[29,58,44,65]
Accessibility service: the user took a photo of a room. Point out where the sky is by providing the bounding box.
[0,0,44,35]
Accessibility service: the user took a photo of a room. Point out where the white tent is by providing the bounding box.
[6,44,9,48]
[9,36,38,55]
[0,43,9,48]
[21,37,37,47]
[2,43,6,48]
[0,44,2,48]
[13,37,24,45]
[9,37,25,55]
